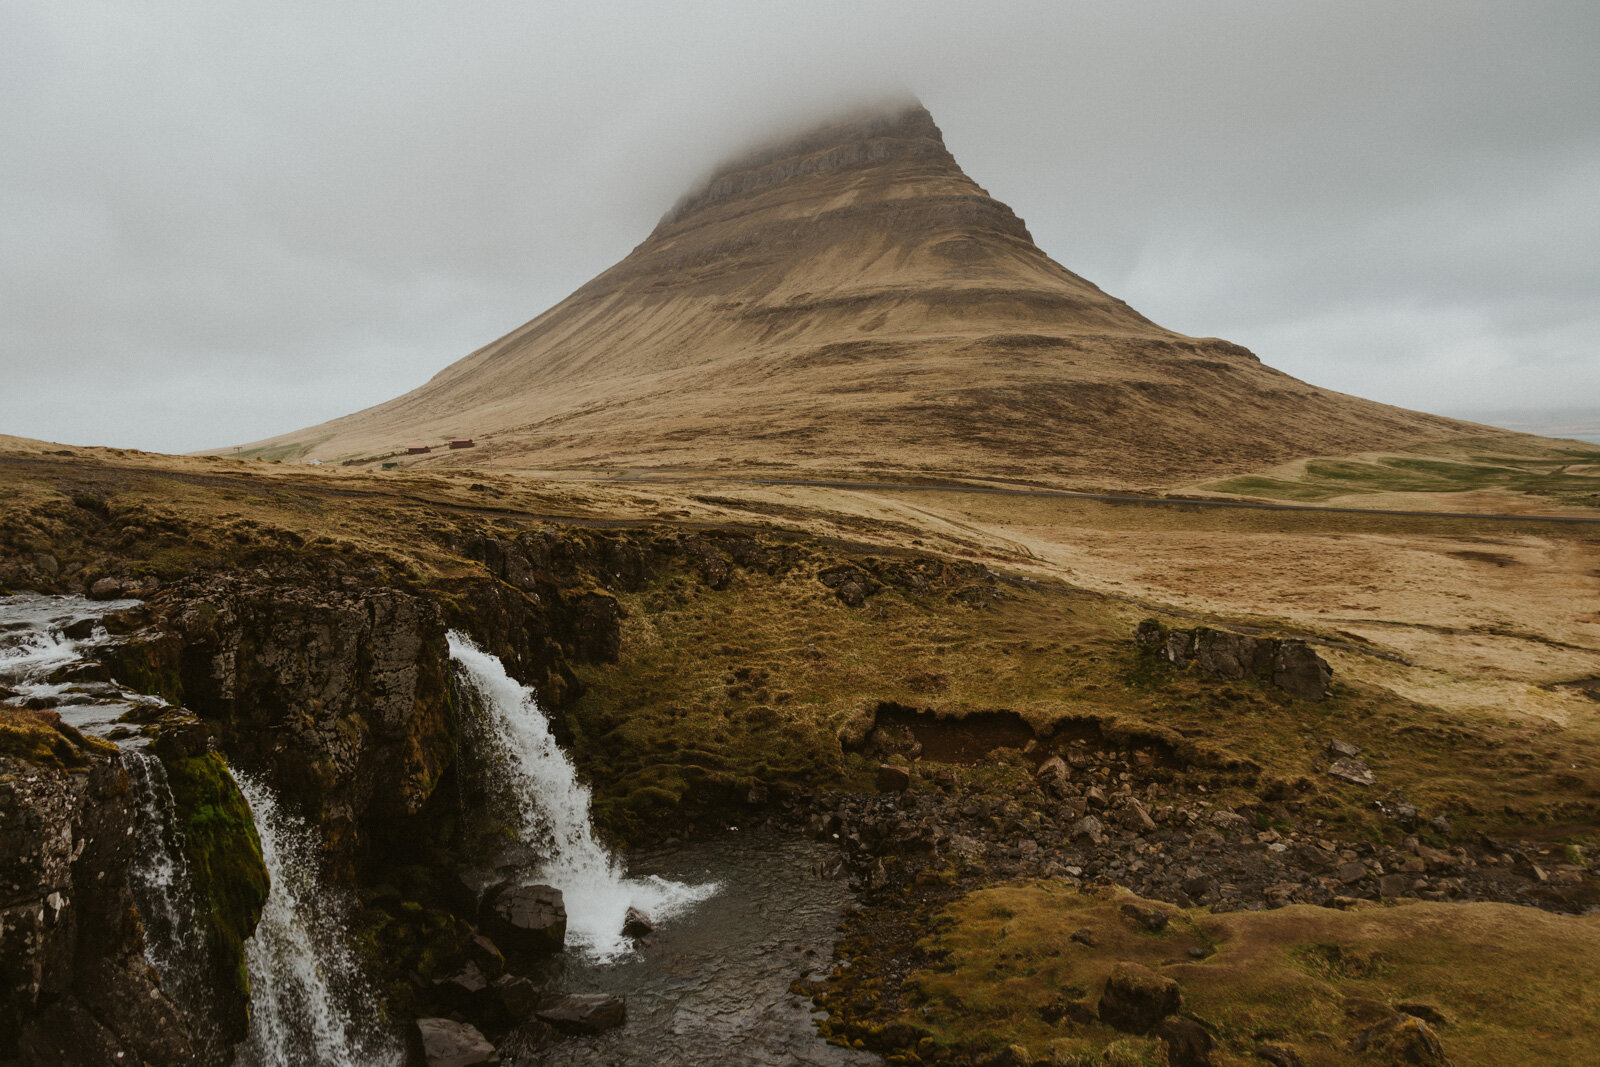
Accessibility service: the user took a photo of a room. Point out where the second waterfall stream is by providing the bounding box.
[448,632,717,960]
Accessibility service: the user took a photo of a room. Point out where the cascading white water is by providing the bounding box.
[448,631,718,960]
[232,772,401,1067]
[125,748,224,1055]
[2,594,397,1063]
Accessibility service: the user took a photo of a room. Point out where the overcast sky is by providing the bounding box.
[4,1,1597,453]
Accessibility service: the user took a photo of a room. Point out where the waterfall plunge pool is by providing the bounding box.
[515,832,882,1067]
[450,632,880,1064]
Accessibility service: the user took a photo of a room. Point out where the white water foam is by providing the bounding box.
[125,748,227,1058]
[233,772,401,1067]
[448,631,718,961]
[0,593,140,681]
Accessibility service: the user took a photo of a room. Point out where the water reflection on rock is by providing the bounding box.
[523,832,881,1066]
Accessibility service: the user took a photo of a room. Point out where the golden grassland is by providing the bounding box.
[566,550,1600,844]
[4,441,1599,843]
[5,439,1600,1063]
[904,882,1600,1065]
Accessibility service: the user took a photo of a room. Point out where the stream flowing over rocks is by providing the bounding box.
[232,771,402,1067]
[3,588,876,1066]
[450,632,716,961]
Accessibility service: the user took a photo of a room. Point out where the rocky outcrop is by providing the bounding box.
[108,578,455,875]
[0,709,210,1065]
[150,737,269,1040]
[1135,620,1333,700]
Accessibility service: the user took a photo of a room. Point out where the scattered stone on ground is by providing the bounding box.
[413,1017,501,1067]
[535,993,627,1035]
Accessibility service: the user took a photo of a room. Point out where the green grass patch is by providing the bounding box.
[1203,435,1600,503]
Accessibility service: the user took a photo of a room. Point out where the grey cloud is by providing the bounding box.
[3,1,1597,452]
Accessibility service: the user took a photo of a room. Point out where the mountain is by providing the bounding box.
[242,102,1479,487]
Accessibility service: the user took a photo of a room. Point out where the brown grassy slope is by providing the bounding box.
[8,448,1597,841]
[906,883,1600,1065]
[239,104,1480,488]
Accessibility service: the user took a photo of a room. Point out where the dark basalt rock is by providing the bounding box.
[622,906,653,938]
[1119,901,1171,932]
[1135,620,1333,700]
[1347,1012,1453,1064]
[1158,1016,1217,1066]
[1097,962,1182,1034]
[535,992,627,1034]
[0,728,214,1065]
[412,1017,500,1067]
[480,883,566,960]
[876,763,911,793]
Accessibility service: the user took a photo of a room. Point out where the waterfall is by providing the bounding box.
[448,631,717,960]
[125,748,226,1057]
[232,772,401,1067]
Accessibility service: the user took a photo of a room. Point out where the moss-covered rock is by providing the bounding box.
[0,704,116,768]
[160,749,269,1043]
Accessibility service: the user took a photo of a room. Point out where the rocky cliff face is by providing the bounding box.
[112,581,457,876]
[0,712,202,1065]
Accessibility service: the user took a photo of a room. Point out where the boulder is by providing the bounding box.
[536,993,627,1034]
[1272,640,1333,700]
[1133,621,1332,700]
[88,577,124,601]
[876,763,911,793]
[1378,874,1411,899]
[1191,628,1271,679]
[1098,962,1182,1033]
[622,906,653,938]
[1328,758,1376,786]
[1070,815,1105,843]
[487,974,541,1024]
[1333,863,1366,885]
[1120,799,1157,834]
[481,883,566,959]
[1120,901,1171,932]
[1158,1017,1217,1066]
[1348,1014,1452,1064]
[413,1017,500,1067]
[1035,755,1069,796]
[431,960,491,1002]
[61,617,97,640]
[464,932,506,978]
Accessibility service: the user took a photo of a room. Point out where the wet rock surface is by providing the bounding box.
[535,992,626,1034]
[0,720,203,1065]
[482,883,567,960]
[413,1016,501,1066]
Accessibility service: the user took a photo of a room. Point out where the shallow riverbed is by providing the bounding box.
[524,831,882,1067]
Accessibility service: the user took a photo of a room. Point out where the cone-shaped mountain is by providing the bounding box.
[246,102,1475,486]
